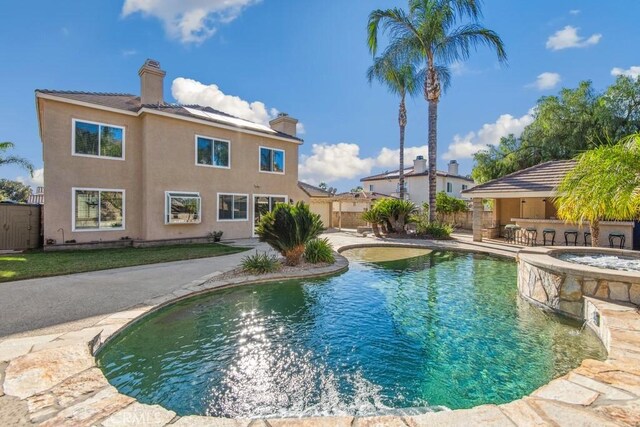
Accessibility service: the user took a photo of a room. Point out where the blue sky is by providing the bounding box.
[1,0,639,192]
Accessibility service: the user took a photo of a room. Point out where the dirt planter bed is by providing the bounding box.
[1,244,640,426]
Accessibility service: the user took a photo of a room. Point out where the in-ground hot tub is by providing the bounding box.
[556,252,640,273]
[518,247,640,321]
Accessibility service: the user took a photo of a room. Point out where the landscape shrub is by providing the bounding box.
[241,251,281,274]
[304,238,335,264]
[362,198,417,233]
[414,215,453,239]
[256,201,324,265]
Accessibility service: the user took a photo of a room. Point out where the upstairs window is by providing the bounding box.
[447,182,453,193]
[73,188,124,231]
[259,147,285,173]
[218,193,248,221]
[73,119,124,159]
[369,184,374,192]
[196,136,230,168]
[165,192,201,224]
[462,184,468,191]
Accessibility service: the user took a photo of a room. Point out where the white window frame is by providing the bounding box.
[164,191,202,225]
[71,118,126,161]
[217,193,249,222]
[447,182,453,193]
[462,184,468,191]
[369,184,374,192]
[71,187,126,232]
[252,193,288,237]
[194,135,231,169]
[258,146,286,174]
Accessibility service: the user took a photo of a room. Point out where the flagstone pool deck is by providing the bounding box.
[1,232,639,426]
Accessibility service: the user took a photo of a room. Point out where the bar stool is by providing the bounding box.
[609,232,626,249]
[583,232,591,246]
[504,224,517,243]
[524,227,538,246]
[542,228,556,246]
[564,230,578,246]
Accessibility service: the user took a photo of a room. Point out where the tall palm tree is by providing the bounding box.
[367,55,421,200]
[556,134,640,246]
[0,142,34,175]
[368,0,507,221]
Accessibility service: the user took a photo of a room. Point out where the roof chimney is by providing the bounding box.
[138,59,165,105]
[414,155,427,174]
[448,160,459,176]
[269,113,298,137]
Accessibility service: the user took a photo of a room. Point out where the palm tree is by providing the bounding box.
[555,134,640,246]
[368,0,507,221]
[0,142,34,175]
[367,55,421,200]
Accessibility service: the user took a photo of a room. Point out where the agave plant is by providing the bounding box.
[255,201,324,265]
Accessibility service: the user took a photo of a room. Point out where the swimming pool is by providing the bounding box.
[98,247,605,418]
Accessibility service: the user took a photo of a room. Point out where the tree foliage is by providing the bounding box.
[0,142,34,175]
[555,133,640,246]
[472,76,640,183]
[0,179,32,203]
[434,191,468,215]
[367,0,506,221]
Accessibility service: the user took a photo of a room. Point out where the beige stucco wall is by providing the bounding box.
[308,199,332,228]
[40,98,302,243]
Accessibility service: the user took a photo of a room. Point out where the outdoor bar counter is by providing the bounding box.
[510,218,634,249]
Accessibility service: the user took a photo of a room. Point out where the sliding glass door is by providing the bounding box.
[253,195,287,236]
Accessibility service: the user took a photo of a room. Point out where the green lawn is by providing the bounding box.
[0,243,250,283]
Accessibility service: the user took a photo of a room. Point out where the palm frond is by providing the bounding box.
[437,24,507,65]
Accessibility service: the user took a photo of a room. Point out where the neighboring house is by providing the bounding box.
[298,182,333,227]
[36,59,304,245]
[462,160,635,248]
[360,156,475,205]
[27,186,44,205]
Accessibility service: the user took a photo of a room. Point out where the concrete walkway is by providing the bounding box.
[0,240,264,338]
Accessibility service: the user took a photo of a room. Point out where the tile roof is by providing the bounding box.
[332,190,396,200]
[298,182,332,198]
[35,90,302,142]
[360,167,474,182]
[462,160,576,195]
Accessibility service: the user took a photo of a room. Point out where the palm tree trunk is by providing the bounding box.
[427,99,438,222]
[590,219,600,247]
[399,94,407,200]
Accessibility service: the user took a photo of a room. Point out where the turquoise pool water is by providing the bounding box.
[98,248,605,418]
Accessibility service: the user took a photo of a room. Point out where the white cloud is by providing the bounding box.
[16,168,44,190]
[122,49,138,57]
[442,111,534,160]
[611,66,640,79]
[299,143,375,185]
[122,0,260,44]
[546,26,602,50]
[296,122,306,135]
[375,146,428,168]
[527,72,561,90]
[569,9,580,15]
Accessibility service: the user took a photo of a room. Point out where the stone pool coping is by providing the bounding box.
[1,241,639,426]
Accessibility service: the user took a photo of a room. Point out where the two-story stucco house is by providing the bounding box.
[36,59,306,245]
[360,156,476,205]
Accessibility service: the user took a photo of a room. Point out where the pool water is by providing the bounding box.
[98,248,605,418]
